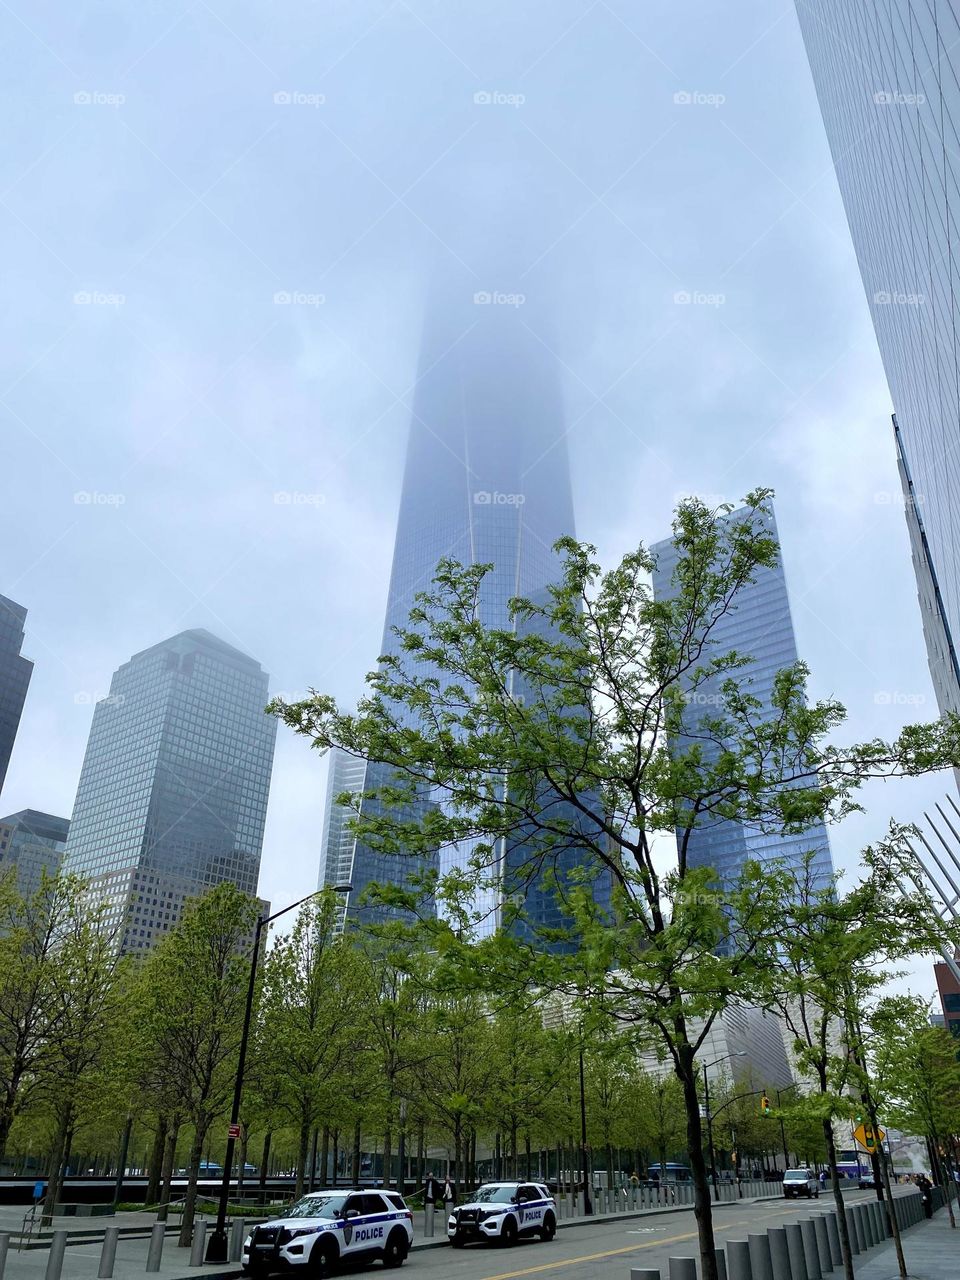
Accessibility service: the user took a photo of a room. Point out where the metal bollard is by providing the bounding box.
[668,1260,698,1280]
[768,1227,790,1280]
[714,1247,729,1280]
[824,1213,842,1267]
[44,1232,67,1280]
[845,1209,860,1255]
[146,1222,165,1272]
[229,1218,246,1263]
[800,1219,822,1279]
[423,1206,434,1238]
[861,1204,875,1248]
[748,1232,773,1280]
[726,1239,752,1280]
[813,1217,832,1272]
[876,1200,888,1238]
[785,1222,808,1280]
[98,1226,119,1278]
[0,1233,8,1280]
[190,1220,206,1267]
[631,1271,661,1280]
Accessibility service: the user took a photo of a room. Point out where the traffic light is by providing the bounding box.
[760,1095,771,1116]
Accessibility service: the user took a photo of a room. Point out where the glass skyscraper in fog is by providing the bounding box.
[651,505,835,890]
[63,629,276,952]
[795,3,960,721]
[327,287,609,942]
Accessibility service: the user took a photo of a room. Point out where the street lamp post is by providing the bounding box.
[205,883,352,1263]
[700,1052,747,1203]
[775,1089,790,1171]
[578,1040,593,1215]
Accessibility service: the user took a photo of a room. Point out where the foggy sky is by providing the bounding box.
[0,0,947,998]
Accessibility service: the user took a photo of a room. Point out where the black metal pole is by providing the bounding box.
[578,1043,593,1215]
[775,1089,789,1170]
[206,915,264,1263]
[704,1067,719,1202]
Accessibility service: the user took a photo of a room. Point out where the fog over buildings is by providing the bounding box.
[0,2,952,993]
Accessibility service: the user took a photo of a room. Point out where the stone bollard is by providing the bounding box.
[824,1213,842,1267]
[98,1226,119,1279]
[0,1233,9,1280]
[800,1220,822,1280]
[668,1260,697,1280]
[845,1209,860,1255]
[726,1239,752,1280]
[863,1203,877,1248]
[714,1248,728,1280]
[785,1222,808,1280]
[813,1217,832,1273]
[229,1219,246,1263]
[748,1232,773,1280]
[631,1271,661,1280]
[190,1220,206,1267]
[146,1222,165,1272]
[44,1232,67,1280]
[768,1227,790,1280]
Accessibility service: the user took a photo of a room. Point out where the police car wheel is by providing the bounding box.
[540,1213,556,1242]
[309,1238,337,1277]
[500,1217,518,1247]
[382,1229,408,1268]
[450,1235,466,1249]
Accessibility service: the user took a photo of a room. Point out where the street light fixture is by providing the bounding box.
[700,1052,747,1203]
[205,882,353,1263]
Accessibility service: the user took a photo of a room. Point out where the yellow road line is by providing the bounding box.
[472,1204,830,1280]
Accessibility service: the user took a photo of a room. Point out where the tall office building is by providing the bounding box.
[794,4,960,719]
[326,286,609,940]
[651,505,835,889]
[62,629,276,952]
[0,595,33,798]
[317,747,367,932]
[0,810,69,900]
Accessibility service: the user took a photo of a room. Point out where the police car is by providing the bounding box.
[447,1181,557,1248]
[242,1189,413,1275]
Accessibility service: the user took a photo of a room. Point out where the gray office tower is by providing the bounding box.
[651,505,835,890]
[62,630,276,953]
[0,811,69,900]
[795,4,960,720]
[0,595,33,798]
[326,287,609,942]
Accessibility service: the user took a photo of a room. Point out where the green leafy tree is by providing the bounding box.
[272,492,960,1280]
[137,883,257,1246]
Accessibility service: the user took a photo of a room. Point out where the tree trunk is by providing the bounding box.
[383,1125,392,1190]
[294,1120,310,1200]
[259,1131,271,1194]
[41,1106,73,1228]
[332,1129,339,1188]
[510,1121,518,1179]
[351,1120,361,1186]
[676,1041,718,1280]
[320,1128,329,1190]
[145,1119,167,1207]
[824,1118,854,1280]
[178,1127,206,1248]
[157,1123,180,1222]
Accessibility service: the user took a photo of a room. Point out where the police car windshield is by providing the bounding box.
[286,1194,347,1219]
[472,1186,516,1204]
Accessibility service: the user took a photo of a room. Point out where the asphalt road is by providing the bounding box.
[406,1192,880,1280]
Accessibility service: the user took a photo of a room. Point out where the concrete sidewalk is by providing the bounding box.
[854,1205,959,1279]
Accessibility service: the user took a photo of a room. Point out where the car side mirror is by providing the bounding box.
[510,1195,518,1203]
[345,1209,360,1220]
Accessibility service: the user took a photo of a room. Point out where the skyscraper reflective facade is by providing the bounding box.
[331,289,608,941]
[0,810,69,900]
[651,505,835,889]
[0,594,33,798]
[63,629,276,952]
[795,3,960,718]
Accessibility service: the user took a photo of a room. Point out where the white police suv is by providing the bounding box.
[447,1181,557,1248]
[242,1189,413,1275]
